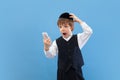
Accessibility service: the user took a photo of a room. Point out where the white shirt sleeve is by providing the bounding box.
[44,40,58,58]
[77,22,93,49]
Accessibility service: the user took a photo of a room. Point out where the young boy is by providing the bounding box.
[43,12,93,80]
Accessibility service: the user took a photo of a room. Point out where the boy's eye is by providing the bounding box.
[64,26,68,28]
[59,26,62,28]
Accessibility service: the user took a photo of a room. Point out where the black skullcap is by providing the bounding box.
[59,12,73,21]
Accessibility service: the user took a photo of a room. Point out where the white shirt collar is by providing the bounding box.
[62,33,73,41]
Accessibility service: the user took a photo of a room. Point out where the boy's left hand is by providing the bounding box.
[70,13,83,24]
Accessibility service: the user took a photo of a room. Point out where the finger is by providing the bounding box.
[69,13,74,16]
[69,13,77,20]
[46,39,51,44]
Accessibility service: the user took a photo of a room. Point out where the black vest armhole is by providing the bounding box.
[73,34,79,47]
[56,36,62,46]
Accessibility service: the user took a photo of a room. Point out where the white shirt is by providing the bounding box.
[44,22,93,58]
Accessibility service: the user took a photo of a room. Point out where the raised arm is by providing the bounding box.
[70,13,93,49]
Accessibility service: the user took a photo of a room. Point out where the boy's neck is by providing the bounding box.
[62,32,73,41]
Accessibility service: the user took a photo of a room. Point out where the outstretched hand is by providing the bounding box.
[43,38,51,51]
[42,32,51,51]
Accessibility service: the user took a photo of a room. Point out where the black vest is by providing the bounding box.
[56,35,84,72]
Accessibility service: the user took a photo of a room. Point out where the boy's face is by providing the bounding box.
[58,23,72,38]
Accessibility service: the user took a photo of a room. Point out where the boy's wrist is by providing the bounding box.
[78,19,83,24]
[44,47,49,51]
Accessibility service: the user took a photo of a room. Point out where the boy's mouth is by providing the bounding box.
[62,33,67,35]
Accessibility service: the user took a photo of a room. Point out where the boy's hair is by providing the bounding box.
[57,12,74,31]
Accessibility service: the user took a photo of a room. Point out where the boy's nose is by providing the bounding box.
[61,27,64,29]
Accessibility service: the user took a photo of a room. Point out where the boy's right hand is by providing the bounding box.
[42,32,51,51]
[43,38,51,50]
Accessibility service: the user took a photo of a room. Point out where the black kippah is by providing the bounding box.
[59,12,73,20]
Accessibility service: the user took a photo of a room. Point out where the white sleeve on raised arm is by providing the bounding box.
[77,22,93,49]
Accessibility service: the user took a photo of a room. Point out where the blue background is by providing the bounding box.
[0,0,120,80]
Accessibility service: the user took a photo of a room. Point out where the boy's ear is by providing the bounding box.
[70,26,74,31]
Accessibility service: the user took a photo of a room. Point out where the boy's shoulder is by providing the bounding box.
[56,36,63,41]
